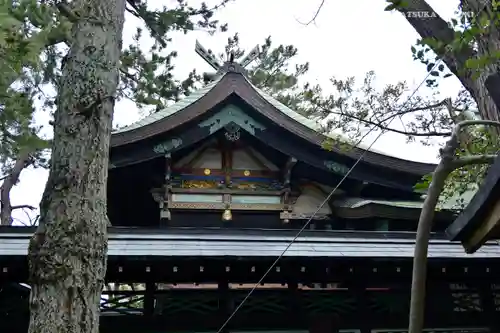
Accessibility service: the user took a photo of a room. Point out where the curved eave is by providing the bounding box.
[111,71,436,176]
[446,154,500,252]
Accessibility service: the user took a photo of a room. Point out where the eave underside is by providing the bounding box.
[110,104,425,194]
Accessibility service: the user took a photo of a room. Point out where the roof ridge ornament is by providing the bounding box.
[195,40,260,82]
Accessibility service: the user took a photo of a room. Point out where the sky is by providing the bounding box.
[9,0,463,225]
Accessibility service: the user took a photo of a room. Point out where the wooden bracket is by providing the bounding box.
[160,153,172,223]
[281,157,297,222]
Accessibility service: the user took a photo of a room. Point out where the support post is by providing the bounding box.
[281,157,297,223]
[160,153,172,226]
[287,281,303,328]
[351,283,371,333]
[144,282,156,317]
[218,280,230,333]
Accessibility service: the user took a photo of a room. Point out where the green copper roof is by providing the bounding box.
[113,77,223,134]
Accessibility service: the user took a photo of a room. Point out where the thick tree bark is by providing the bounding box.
[0,152,30,225]
[399,0,500,127]
[26,0,125,333]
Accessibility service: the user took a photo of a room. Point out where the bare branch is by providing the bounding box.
[409,119,500,333]
[297,0,325,25]
[11,204,36,211]
[326,108,452,137]
[320,98,452,137]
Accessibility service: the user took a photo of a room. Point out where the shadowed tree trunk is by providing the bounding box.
[26,0,126,332]
[485,72,500,110]
[398,0,500,128]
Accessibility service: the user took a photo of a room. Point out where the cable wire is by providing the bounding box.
[216,53,454,333]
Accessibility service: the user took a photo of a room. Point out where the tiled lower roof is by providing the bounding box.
[1,229,499,258]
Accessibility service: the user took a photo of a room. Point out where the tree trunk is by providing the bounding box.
[26,0,125,333]
[0,152,30,225]
[408,162,450,333]
[399,0,500,128]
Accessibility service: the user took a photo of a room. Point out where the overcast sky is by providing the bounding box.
[10,0,463,225]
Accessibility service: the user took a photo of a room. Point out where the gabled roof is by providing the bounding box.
[110,67,436,175]
[446,154,500,253]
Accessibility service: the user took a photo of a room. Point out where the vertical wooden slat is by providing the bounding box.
[143,282,156,317]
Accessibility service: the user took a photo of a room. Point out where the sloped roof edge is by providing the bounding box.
[113,77,223,134]
[110,71,436,175]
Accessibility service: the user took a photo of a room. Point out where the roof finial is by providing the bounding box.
[239,45,260,68]
[196,40,260,82]
[195,40,221,71]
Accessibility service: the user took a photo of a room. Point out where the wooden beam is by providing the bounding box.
[283,157,298,186]
[160,153,172,225]
[282,157,298,223]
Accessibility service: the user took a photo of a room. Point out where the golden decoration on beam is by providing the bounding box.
[204,168,211,175]
[243,170,250,176]
[222,209,232,221]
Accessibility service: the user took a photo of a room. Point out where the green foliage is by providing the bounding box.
[119,0,232,111]
[384,0,408,12]
[0,0,52,177]
[414,124,500,210]
[401,1,500,83]
[384,0,500,210]
[0,0,232,220]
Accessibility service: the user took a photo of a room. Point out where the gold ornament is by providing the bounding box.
[243,170,250,176]
[204,168,211,175]
[222,209,232,221]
